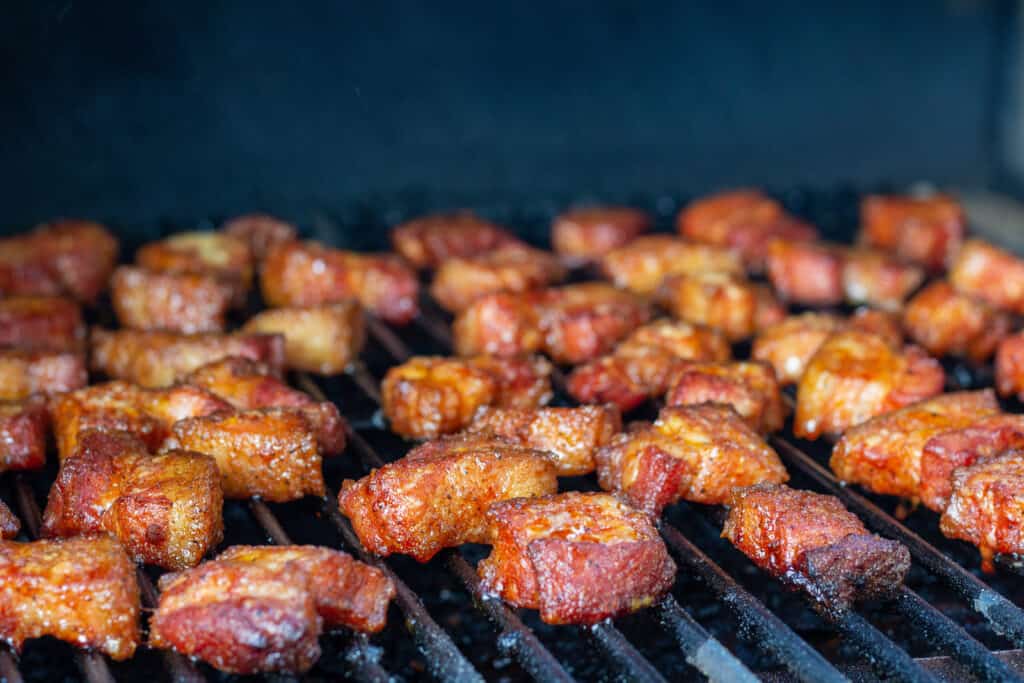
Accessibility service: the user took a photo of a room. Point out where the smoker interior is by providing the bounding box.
[3,188,1024,683]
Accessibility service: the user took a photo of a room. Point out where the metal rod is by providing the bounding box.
[828,609,939,683]
[588,622,669,683]
[0,650,23,683]
[655,596,760,683]
[136,568,206,683]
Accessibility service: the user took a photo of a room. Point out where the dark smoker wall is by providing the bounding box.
[0,1,1012,232]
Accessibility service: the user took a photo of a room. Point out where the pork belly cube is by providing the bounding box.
[431,245,566,312]
[665,361,785,433]
[136,231,253,306]
[90,327,285,388]
[903,281,1011,362]
[794,330,944,440]
[655,272,783,342]
[0,296,84,352]
[551,206,651,265]
[568,320,732,411]
[0,396,47,473]
[390,211,521,269]
[478,492,675,624]
[262,240,419,324]
[0,501,19,539]
[338,437,557,561]
[595,404,788,515]
[111,266,234,333]
[920,414,1024,512]
[185,357,345,455]
[0,535,140,659]
[860,194,965,272]
[950,239,1024,314]
[0,349,87,401]
[940,452,1024,572]
[221,213,298,260]
[723,484,910,605]
[42,430,223,570]
[830,390,999,501]
[842,248,925,311]
[600,235,742,295]
[766,239,844,306]
[996,331,1024,401]
[466,405,622,476]
[241,301,365,374]
[466,354,554,409]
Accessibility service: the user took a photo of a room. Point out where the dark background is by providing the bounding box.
[0,1,1017,232]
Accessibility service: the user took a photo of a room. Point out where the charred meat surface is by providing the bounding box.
[552,206,651,265]
[136,231,253,306]
[949,239,1024,314]
[430,244,566,312]
[111,266,234,333]
[0,396,48,472]
[665,360,786,433]
[0,296,85,352]
[221,213,298,261]
[600,235,742,295]
[0,349,87,401]
[390,212,521,269]
[859,194,964,272]
[902,281,1012,363]
[655,272,784,342]
[241,301,366,374]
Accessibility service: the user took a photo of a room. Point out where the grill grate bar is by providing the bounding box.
[654,596,760,683]
[135,568,206,683]
[0,650,22,683]
[588,622,668,683]
[828,609,938,683]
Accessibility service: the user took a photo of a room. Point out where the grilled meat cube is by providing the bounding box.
[430,244,566,312]
[136,231,253,306]
[766,239,844,306]
[655,272,784,342]
[241,301,365,374]
[665,361,785,433]
[479,492,675,624]
[600,235,742,295]
[185,357,345,455]
[595,404,788,515]
[0,501,18,539]
[466,355,554,409]
[860,194,965,272]
[794,330,944,440]
[221,213,297,260]
[567,320,731,411]
[42,430,223,570]
[466,405,622,476]
[723,484,910,605]
[902,281,1011,362]
[0,349,86,401]
[0,396,48,472]
[940,452,1024,572]
[996,331,1024,401]
[950,239,1024,314]
[111,266,234,333]
[551,206,651,265]
[338,436,557,561]
[0,220,118,303]
[390,211,521,269]
[0,296,84,352]
[842,248,924,311]
[0,535,140,659]
[90,327,284,387]
[830,391,999,501]
[262,240,419,324]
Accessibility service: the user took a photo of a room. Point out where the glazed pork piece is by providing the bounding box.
[860,194,965,272]
[794,330,944,440]
[0,296,85,352]
[42,430,223,570]
[655,272,784,342]
[338,435,557,561]
[453,283,651,363]
[262,239,419,324]
[0,535,140,659]
[940,451,1024,572]
[221,213,298,260]
[390,211,521,269]
[0,501,19,539]
[479,492,675,624]
[0,349,87,401]
[830,390,1000,501]
[600,235,742,295]
[723,484,910,606]
[111,266,234,333]
[551,206,651,265]
[996,331,1024,401]
[842,247,925,311]
[241,301,365,374]
[0,396,48,473]
[903,281,1011,363]
[136,231,254,306]
[595,404,788,515]
[0,220,118,303]
[430,244,566,312]
[567,320,731,411]
[466,404,622,476]
[950,239,1024,314]
[665,360,785,433]
[90,327,284,387]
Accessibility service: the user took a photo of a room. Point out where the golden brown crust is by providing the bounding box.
[842,248,925,311]
[478,492,675,624]
[0,535,140,659]
[949,239,1024,314]
[390,212,521,269]
[0,396,48,473]
[0,349,87,401]
[0,501,19,539]
[766,239,844,306]
[902,281,1012,362]
[655,272,782,342]
[221,213,298,260]
[111,266,234,333]
[241,301,365,374]
[600,236,742,295]
[136,231,253,306]
[995,331,1024,400]
[551,207,651,264]
[0,296,85,352]
[860,194,964,272]
[430,244,566,312]
[665,361,786,433]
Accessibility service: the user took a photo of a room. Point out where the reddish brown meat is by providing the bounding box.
[136,231,253,306]
[221,213,298,260]
[902,281,1012,363]
[241,301,365,374]
[842,248,925,311]
[766,239,844,306]
[601,235,742,295]
[0,349,87,401]
[655,272,784,342]
[949,239,1024,314]
[0,501,19,539]
[430,244,566,312]
[0,396,47,473]
[996,331,1024,401]
[665,361,786,433]
[390,212,521,269]
[111,266,234,333]
[551,206,651,265]
[0,296,84,352]
[860,194,965,272]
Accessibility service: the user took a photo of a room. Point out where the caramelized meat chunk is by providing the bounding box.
[111,266,234,333]
[0,501,19,539]
[766,239,844,306]
[42,430,223,570]
[551,206,651,265]
[262,240,419,324]
[600,236,742,295]
[431,244,566,312]
[0,296,84,352]
[241,301,365,374]
[0,349,87,401]
[567,320,731,411]
[0,396,47,472]
[860,194,965,272]
[221,213,298,260]
[390,212,521,269]
[830,391,1000,501]
[940,452,1024,572]
[595,405,788,515]
[902,281,1011,362]
[723,484,910,605]
[995,331,1024,401]
[665,361,785,433]
[842,248,924,311]
[0,535,140,659]
[794,330,944,439]
[655,272,784,342]
[165,408,325,502]
[950,239,1024,314]
[136,231,253,306]
[338,436,557,561]
[90,327,284,388]
[466,405,622,476]
[479,492,675,624]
